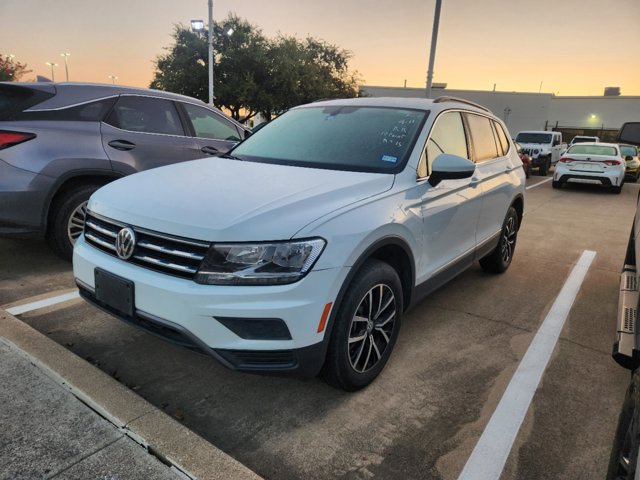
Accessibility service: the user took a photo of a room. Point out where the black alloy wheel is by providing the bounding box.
[321,259,403,391]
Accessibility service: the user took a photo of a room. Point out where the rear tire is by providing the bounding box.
[47,184,100,261]
[321,259,403,391]
[479,206,519,274]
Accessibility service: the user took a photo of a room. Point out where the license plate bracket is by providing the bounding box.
[94,268,134,317]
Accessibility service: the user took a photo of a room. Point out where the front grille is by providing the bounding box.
[84,213,210,279]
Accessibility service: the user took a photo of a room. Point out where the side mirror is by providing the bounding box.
[428,153,476,187]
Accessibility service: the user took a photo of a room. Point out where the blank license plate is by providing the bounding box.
[94,268,134,317]
[572,163,601,171]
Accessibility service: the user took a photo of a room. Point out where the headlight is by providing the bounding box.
[194,238,326,285]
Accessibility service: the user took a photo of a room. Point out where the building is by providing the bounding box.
[361,85,640,142]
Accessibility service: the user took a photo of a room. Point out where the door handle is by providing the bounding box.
[201,146,219,155]
[108,140,136,151]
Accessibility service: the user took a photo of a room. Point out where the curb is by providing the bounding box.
[0,308,262,480]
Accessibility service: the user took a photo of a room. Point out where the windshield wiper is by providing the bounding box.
[219,153,243,161]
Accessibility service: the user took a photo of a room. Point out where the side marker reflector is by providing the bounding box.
[317,302,332,333]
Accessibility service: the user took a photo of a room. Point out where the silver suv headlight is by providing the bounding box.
[194,238,326,285]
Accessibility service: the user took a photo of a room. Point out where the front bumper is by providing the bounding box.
[73,236,347,376]
[626,165,640,179]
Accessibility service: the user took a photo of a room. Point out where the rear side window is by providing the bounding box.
[420,111,468,177]
[0,84,55,120]
[182,103,241,141]
[106,96,184,136]
[465,114,499,162]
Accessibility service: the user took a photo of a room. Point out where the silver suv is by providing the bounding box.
[0,82,248,259]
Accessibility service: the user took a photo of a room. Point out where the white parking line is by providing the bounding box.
[5,291,80,316]
[526,177,553,190]
[457,250,596,480]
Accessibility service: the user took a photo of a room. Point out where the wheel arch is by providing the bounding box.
[327,236,416,335]
[44,170,122,232]
[511,194,524,229]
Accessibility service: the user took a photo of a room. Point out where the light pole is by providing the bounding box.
[45,62,58,82]
[425,0,442,99]
[60,53,70,82]
[108,75,118,85]
[192,0,214,105]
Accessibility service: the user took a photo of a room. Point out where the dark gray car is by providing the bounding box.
[0,82,248,260]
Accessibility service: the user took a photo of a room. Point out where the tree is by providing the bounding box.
[261,36,360,119]
[149,25,209,101]
[0,54,31,82]
[150,14,361,121]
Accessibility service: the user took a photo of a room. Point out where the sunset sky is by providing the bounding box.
[2,0,639,96]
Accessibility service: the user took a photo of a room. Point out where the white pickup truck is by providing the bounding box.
[515,130,567,176]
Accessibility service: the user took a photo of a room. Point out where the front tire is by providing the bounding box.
[47,184,100,261]
[538,157,550,176]
[552,180,562,189]
[479,206,519,274]
[321,259,403,391]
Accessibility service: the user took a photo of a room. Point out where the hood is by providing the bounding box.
[88,157,394,241]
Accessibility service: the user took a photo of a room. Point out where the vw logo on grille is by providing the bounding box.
[115,227,136,260]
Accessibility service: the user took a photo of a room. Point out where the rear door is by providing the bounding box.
[177,102,244,157]
[101,95,200,175]
[465,113,514,247]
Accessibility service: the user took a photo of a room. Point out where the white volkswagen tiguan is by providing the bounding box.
[73,97,526,390]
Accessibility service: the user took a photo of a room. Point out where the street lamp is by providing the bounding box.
[60,53,71,82]
[190,1,214,105]
[108,75,118,85]
[191,3,235,106]
[45,62,58,82]
[425,0,442,98]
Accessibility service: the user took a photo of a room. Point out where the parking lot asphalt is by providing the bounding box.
[0,174,636,480]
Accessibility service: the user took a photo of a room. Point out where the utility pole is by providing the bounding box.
[425,0,442,99]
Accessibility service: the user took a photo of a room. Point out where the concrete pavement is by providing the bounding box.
[0,309,261,480]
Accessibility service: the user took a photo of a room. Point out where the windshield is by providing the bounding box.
[621,146,638,157]
[515,132,552,144]
[567,145,618,156]
[231,106,428,173]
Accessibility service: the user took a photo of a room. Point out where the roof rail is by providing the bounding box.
[433,96,491,113]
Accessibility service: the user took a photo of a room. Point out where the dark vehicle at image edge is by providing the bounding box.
[608,122,640,479]
[0,82,249,260]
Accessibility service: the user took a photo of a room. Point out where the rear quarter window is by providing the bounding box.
[18,98,117,122]
[0,84,55,120]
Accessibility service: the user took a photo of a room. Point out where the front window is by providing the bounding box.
[515,132,552,144]
[230,106,428,173]
[567,145,618,156]
[182,103,241,141]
